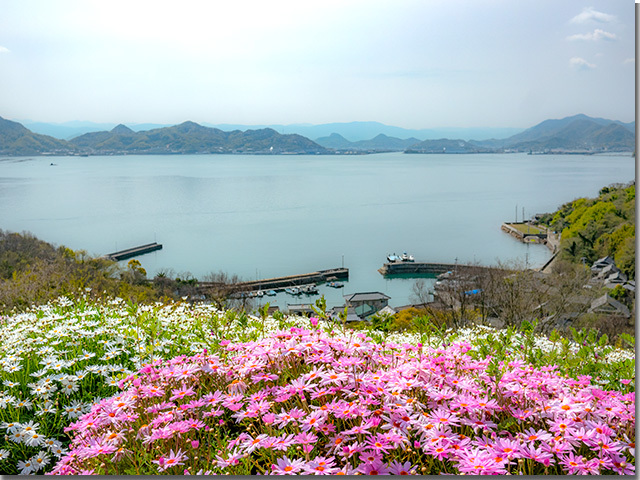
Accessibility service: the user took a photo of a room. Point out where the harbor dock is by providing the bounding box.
[378,262,497,277]
[378,262,458,276]
[104,242,163,261]
[501,222,548,244]
[198,267,349,293]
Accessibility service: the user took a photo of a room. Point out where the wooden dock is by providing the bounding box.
[199,267,349,293]
[104,242,163,261]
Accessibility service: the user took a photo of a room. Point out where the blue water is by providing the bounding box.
[0,152,635,309]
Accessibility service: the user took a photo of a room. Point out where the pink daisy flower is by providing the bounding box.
[271,456,306,475]
[388,460,415,475]
[357,458,390,475]
[152,448,187,472]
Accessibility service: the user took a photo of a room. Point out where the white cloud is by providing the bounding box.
[569,57,596,69]
[567,29,617,41]
[623,58,635,65]
[0,46,9,54]
[570,7,615,24]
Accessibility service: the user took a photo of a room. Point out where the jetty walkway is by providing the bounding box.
[103,242,163,261]
[378,262,495,277]
[198,267,349,293]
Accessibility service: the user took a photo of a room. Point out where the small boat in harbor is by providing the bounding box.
[266,290,277,296]
[387,251,415,263]
[301,284,318,294]
[401,252,415,262]
[285,287,301,295]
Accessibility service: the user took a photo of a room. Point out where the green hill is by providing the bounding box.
[505,117,635,152]
[542,183,635,276]
[70,121,329,154]
[0,116,76,155]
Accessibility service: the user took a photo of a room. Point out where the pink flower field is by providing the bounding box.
[50,325,635,475]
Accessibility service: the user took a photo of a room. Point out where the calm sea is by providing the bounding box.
[0,152,635,309]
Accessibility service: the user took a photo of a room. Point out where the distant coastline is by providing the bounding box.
[0,113,634,157]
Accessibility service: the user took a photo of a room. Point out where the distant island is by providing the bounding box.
[0,114,634,156]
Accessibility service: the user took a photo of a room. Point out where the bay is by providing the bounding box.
[0,152,635,309]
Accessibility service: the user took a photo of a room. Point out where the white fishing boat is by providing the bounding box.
[401,252,415,262]
[387,252,415,263]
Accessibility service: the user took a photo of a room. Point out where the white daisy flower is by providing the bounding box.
[0,421,20,433]
[17,458,34,475]
[12,398,33,410]
[37,346,55,355]
[58,374,78,385]
[29,384,49,396]
[9,431,26,444]
[4,363,22,373]
[30,451,50,470]
[30,368,49,378]
[50,445,68,458]
[80,350,96,360]
[36,402,57,416]
[24,431,46,447]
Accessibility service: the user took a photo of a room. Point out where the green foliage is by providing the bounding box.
[0,230,166,313]
[462,323,635,392]
[311,295,328,320]
[548,183,635,275]
[609,284,626,301]
[369,311,393,333]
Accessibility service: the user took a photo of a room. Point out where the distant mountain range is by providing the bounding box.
[68,121,328,155]
[314,133,422,152]
[22,120,525,143]
[406,114,634,154]
[0,114,634,156]
[0,118,329,155]
[21,121,168,141]
[0,117,76,156]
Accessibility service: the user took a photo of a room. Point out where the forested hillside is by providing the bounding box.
[543,183,635,276]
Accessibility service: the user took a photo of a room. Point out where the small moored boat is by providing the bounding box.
[401,252,415,262]
[387,251,415,263]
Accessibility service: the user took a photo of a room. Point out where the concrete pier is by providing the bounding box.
[378,262,456,276]
[378,262,498,277]
[104,242,163,261]
[199,267,349,293]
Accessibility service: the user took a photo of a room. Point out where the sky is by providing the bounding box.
[0,0,635,129]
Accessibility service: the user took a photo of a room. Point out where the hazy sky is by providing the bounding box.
[0,0,635,128]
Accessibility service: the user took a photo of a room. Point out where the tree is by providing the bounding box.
[201,270,243,309]
[409,279,432,306]
[123,259,147,285]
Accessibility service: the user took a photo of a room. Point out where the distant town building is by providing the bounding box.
[328,306,362,323]
[377,305,398,316]
[589,257,633,291]
[287,304,315,316]
[591,256,616,273]
[343,292,391,319]
[588,294,631,318]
